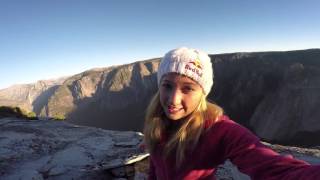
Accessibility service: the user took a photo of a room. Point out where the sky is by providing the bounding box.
[0,0,320,89]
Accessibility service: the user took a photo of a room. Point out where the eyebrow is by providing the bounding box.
[183,82,197,86]
[161,80,171,84]
[162,79,197,86]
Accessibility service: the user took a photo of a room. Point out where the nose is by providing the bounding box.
[168,88,182,105]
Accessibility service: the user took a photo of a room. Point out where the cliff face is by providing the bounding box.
[249,63,320,146]
[210,49,320,146]
[1,49,320,146]
[43,59,159,131]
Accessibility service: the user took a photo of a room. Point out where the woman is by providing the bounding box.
[143,47,320,179]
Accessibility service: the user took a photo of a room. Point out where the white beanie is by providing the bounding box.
[157,47,213,96]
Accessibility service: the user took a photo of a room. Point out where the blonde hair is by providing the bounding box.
[143,90,223,167]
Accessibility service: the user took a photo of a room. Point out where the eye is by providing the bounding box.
[182,86,194,93]
[161,83,172,90]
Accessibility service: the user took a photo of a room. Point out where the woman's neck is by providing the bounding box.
[164,117,186,134]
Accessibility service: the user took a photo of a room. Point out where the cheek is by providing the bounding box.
[189,94,202,107]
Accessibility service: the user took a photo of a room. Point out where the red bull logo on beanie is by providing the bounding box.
[189,59,202,69]
[185,58,203,77]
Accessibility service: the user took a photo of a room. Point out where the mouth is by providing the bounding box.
[167,106,183,114]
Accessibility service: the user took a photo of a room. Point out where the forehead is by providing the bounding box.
[162,73,198,85]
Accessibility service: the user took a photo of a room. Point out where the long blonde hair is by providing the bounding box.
[143,90,223,167]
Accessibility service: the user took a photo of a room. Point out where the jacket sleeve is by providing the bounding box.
[148,157,157,180]
[222,121,320,180]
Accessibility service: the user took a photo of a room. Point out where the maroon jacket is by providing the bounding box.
[148,115,320,179]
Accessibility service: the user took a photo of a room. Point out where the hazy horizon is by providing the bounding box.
[1,0,319,89]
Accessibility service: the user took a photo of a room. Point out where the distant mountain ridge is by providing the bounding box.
[37,59,159,131]
[0,77,66,115]
[1,49,320,147]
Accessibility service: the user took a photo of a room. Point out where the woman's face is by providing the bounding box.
[159,73,203,121]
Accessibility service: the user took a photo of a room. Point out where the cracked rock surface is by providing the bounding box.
[0,118,148,180]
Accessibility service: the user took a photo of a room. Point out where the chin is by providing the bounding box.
[165,113,187,121]
[168,117,182,121]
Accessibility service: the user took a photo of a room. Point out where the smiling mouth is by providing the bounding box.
[167,106,183,114]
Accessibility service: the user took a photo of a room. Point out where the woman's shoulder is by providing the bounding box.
[205,115,256,138]
[204,114,237,129]
[216,115,241,127]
